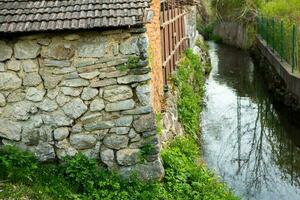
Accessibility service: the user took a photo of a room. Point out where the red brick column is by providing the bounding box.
[146,0,164,113]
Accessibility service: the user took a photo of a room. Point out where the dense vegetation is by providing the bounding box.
[259,0,300,72]
[259,0,300,23]
[0,49,238,200]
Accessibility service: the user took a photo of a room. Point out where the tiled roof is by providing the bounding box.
[0,0,151,33]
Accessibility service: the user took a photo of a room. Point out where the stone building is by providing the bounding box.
[0,0,197,179]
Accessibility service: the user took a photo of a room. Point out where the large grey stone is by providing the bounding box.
[122,106,152,115]
[136,84,150,105]
[93,129,109,140]
[38,125,53,142]
[52,67,76,76]
[53,127,69,141]
[0,72,22,90]
[133,113,156,133]
[26,87,45,102]
[81,87,98,100]
[13,101,33,120]
[117,74,150,84]
[120,37,139,55]
[128,128,137,139]
[60,78,90,87]
[37,38,51,46]
[103,134,129,150]
[105,99,135,112]
[61,87,82,97]
[0,93,6,107]
[47,87,60,99]
[84,120,114,131]
[43,59,71,68]
[73,58,97,68]
[6,90,26,103]
[38,98,58,112]
[103,85,133,102]
[42,110,73,127]
[64,34,80,41]
[80,112,102,122]
[84,116,133,131]
[41,41,74,60]
[100,147,115,168]
[62,98,88,119]
[0,41,12,61]
[81,141,101,159]
[23,72,42,86]
[0,119,21,141]
[14,40,40,59]
[78,41,108,58]
[79,71,100,80]
[34,142,56,162]
[0,63,5,71]
[22,125,39,146]
[110,127,130,135]
[30,115,43,128]
[56,139,78,159]
[90,98,105,112]
[117,149,140,166]
[6,59,21,71]
[40,70,63,89]
[119,159,164,181]
[22,60,39,72]
[114,116,133,127]
[56,93,71,106]
[70,134,97,150]
[90,79,117,88]
[99,70,128,79]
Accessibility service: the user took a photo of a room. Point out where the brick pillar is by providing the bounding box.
[146,0,164,113]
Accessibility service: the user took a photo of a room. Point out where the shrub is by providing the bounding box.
[0,145,37,182]
[174,49,204,137]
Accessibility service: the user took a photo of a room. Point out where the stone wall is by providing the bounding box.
[253,38,300,111]
[0,28,164,180]
[159,86,184,147]
[185,6,198,48]
[213,21,255,49]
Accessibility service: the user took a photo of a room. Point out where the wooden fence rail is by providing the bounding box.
[160,0,189,89]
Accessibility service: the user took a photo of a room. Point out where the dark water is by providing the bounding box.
[202,42,300,200]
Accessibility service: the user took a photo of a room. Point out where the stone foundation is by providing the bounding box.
[160,86,184,147]
[252,40,300,111]
[0,28,164,180]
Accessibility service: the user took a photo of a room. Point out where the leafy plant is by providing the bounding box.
[0,145,38,182]
[156,113,163,135]
[174,49,204,137]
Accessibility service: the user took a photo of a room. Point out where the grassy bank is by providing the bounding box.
[0,49,238,200]
[259,0,300,72]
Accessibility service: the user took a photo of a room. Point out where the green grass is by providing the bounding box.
[173,49,204,137]
[0,140,238,200]
[259,0,300,72]
[0,49,238,200]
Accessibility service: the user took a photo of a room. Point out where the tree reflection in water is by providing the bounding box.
[202,42,300,199]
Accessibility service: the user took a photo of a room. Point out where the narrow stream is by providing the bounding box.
[202,42,300,200]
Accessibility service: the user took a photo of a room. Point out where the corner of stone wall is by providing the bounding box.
[159,83,185,148]
[0,28,164,181]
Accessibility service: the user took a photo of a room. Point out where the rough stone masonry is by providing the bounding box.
[0,28,164,180]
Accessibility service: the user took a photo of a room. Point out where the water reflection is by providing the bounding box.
[202,42,300,200]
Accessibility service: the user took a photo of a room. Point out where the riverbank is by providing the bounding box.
[0,40,238,200]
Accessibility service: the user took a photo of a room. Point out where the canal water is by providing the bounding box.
[202,42,300,200]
